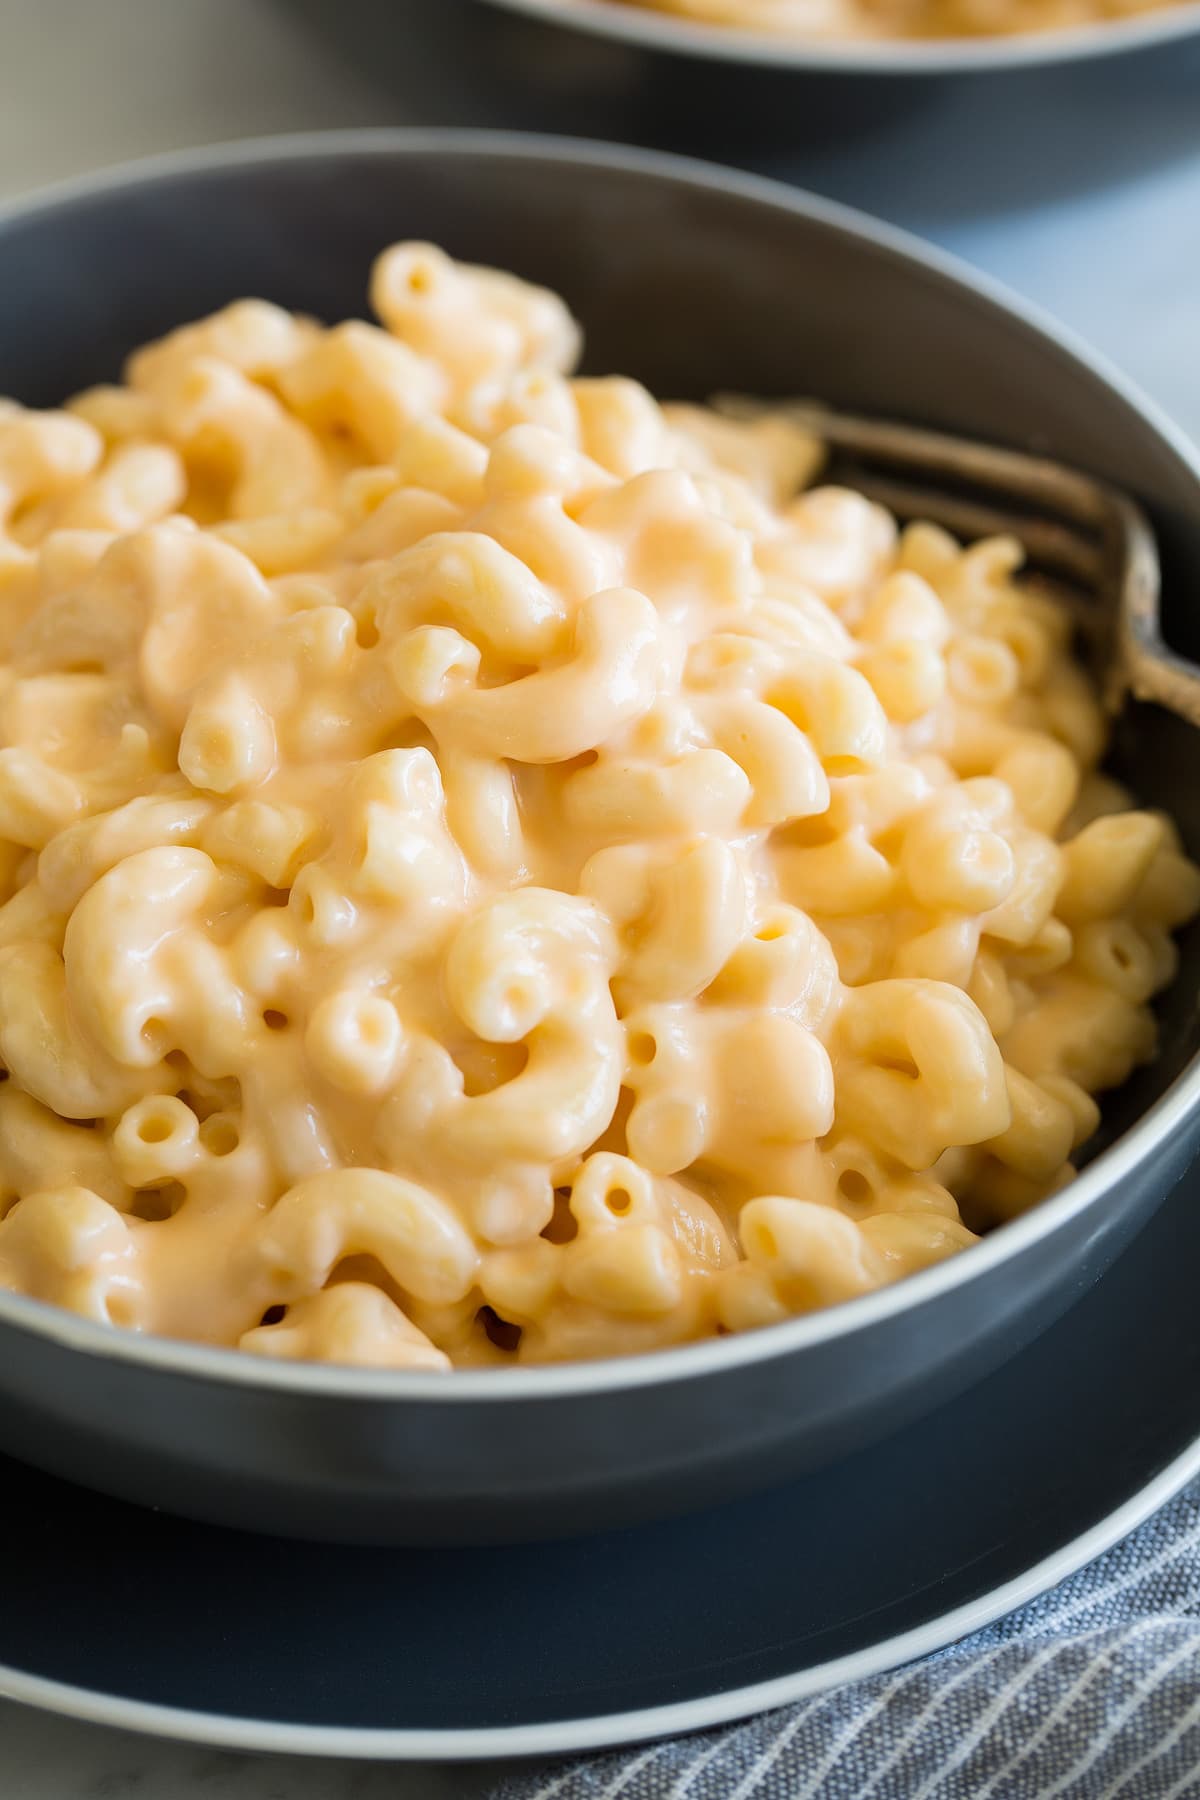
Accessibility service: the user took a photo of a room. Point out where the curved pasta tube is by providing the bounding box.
[624,1002,835,1187]
[471,430,624,604]
[447,889,621,1161]
[178,676,277,795]
[833,979,1010,1167]
[370,530,568,662]
[708,903,840,1027]
[439,748,526,877]
[464,369,581,451]
[980,829,1063,948]
[687,631,887,775]
[0,1185,141,1325]
[0,940,159,1116]
[388,418,490,510]
[686,629,782,694]
[213,507,345,578]
[767,647,888,772]
[0,876,65,952]
[1057,812,1164,926]
[750,589,855,661]
[277,321,446,461]
[239,1282,451,1370]
[760,487,896,607]
[333,747,470,942]
[572,380,671,479]
[891,915,982,986]
[26,525,110,607]
[581,837,747,1007]
[53,441,186,535]
[777,830,897,917]
[859,1212,977,1274]
[148,356,329,517]
[396,587,664,763]
[980,1065,1077,1183]
[567,1153,735,1266]
[305,990,403,1097]
[1,669,127,751]
[9,522,168,672]
[826,762,934,840]
[899,783,1017,916]
[112,1095,201,1188]
[858,569,951,649]
[857,640,945,724]
[136,531,282,729]
[15,525,280,731]
[370,241,581,394]
[69,384,161,443]
[815,1135,957,1224]
[482,421,605,503]
[388,889,622,1174]
[1000,973,1156,1093]
[0,1086,130,1209]
[200,796,318,891]
[664,402,820,506]
[698,692,829,826]
[0,411,101,529]
[0,748,84,849]
[63,846,242,1069]
[127,298,318,389]
[480,1156,734,1352]
[563,747,752,839]
[249,1169,479,1307]
[991,734,1080,837]
[340,483,460,565]
[188,603,369,772]
[562,1222,684,1316]
[576,466,755,624]
[740,1197,889,1302]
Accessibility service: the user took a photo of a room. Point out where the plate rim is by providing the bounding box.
[0,1429,1197,1760]
[479,0,1200,74]
[1,126,1200,1408]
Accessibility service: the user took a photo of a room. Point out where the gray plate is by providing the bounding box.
[0,1151,1196,1760]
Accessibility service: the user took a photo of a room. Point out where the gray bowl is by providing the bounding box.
[1,130,1198,1545]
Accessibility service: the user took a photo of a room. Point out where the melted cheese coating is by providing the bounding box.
[0,242,1195,1368]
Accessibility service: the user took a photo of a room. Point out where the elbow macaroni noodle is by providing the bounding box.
[609,0,1186,40]
[0,242,1195,1370]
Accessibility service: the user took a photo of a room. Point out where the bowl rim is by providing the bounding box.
[1,124,1199,1403]
[481,0,1200,74]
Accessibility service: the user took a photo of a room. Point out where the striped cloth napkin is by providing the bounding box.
[492,1479,1200,1800]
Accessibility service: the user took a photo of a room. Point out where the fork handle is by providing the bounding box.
[1114,495,1200,731]
[1123,639,1200,730]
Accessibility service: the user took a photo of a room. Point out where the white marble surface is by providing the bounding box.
[0,1702,504,1800]
[1,0,1199,1791]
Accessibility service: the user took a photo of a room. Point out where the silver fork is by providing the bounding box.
[726,401,1200,731]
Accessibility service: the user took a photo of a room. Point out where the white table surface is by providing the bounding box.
[1,0,1198,1793]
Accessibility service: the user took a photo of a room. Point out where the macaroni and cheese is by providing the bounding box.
[0,243,1195,1369]
[611,0,1184,39]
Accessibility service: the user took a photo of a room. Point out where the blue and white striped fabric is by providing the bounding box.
[493,1481,1200,1800]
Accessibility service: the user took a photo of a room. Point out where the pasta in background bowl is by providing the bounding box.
[481,0,1200,69]
[607,0,1187,40]
[1,240,1196,1373]
[1,133,1199,1542]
